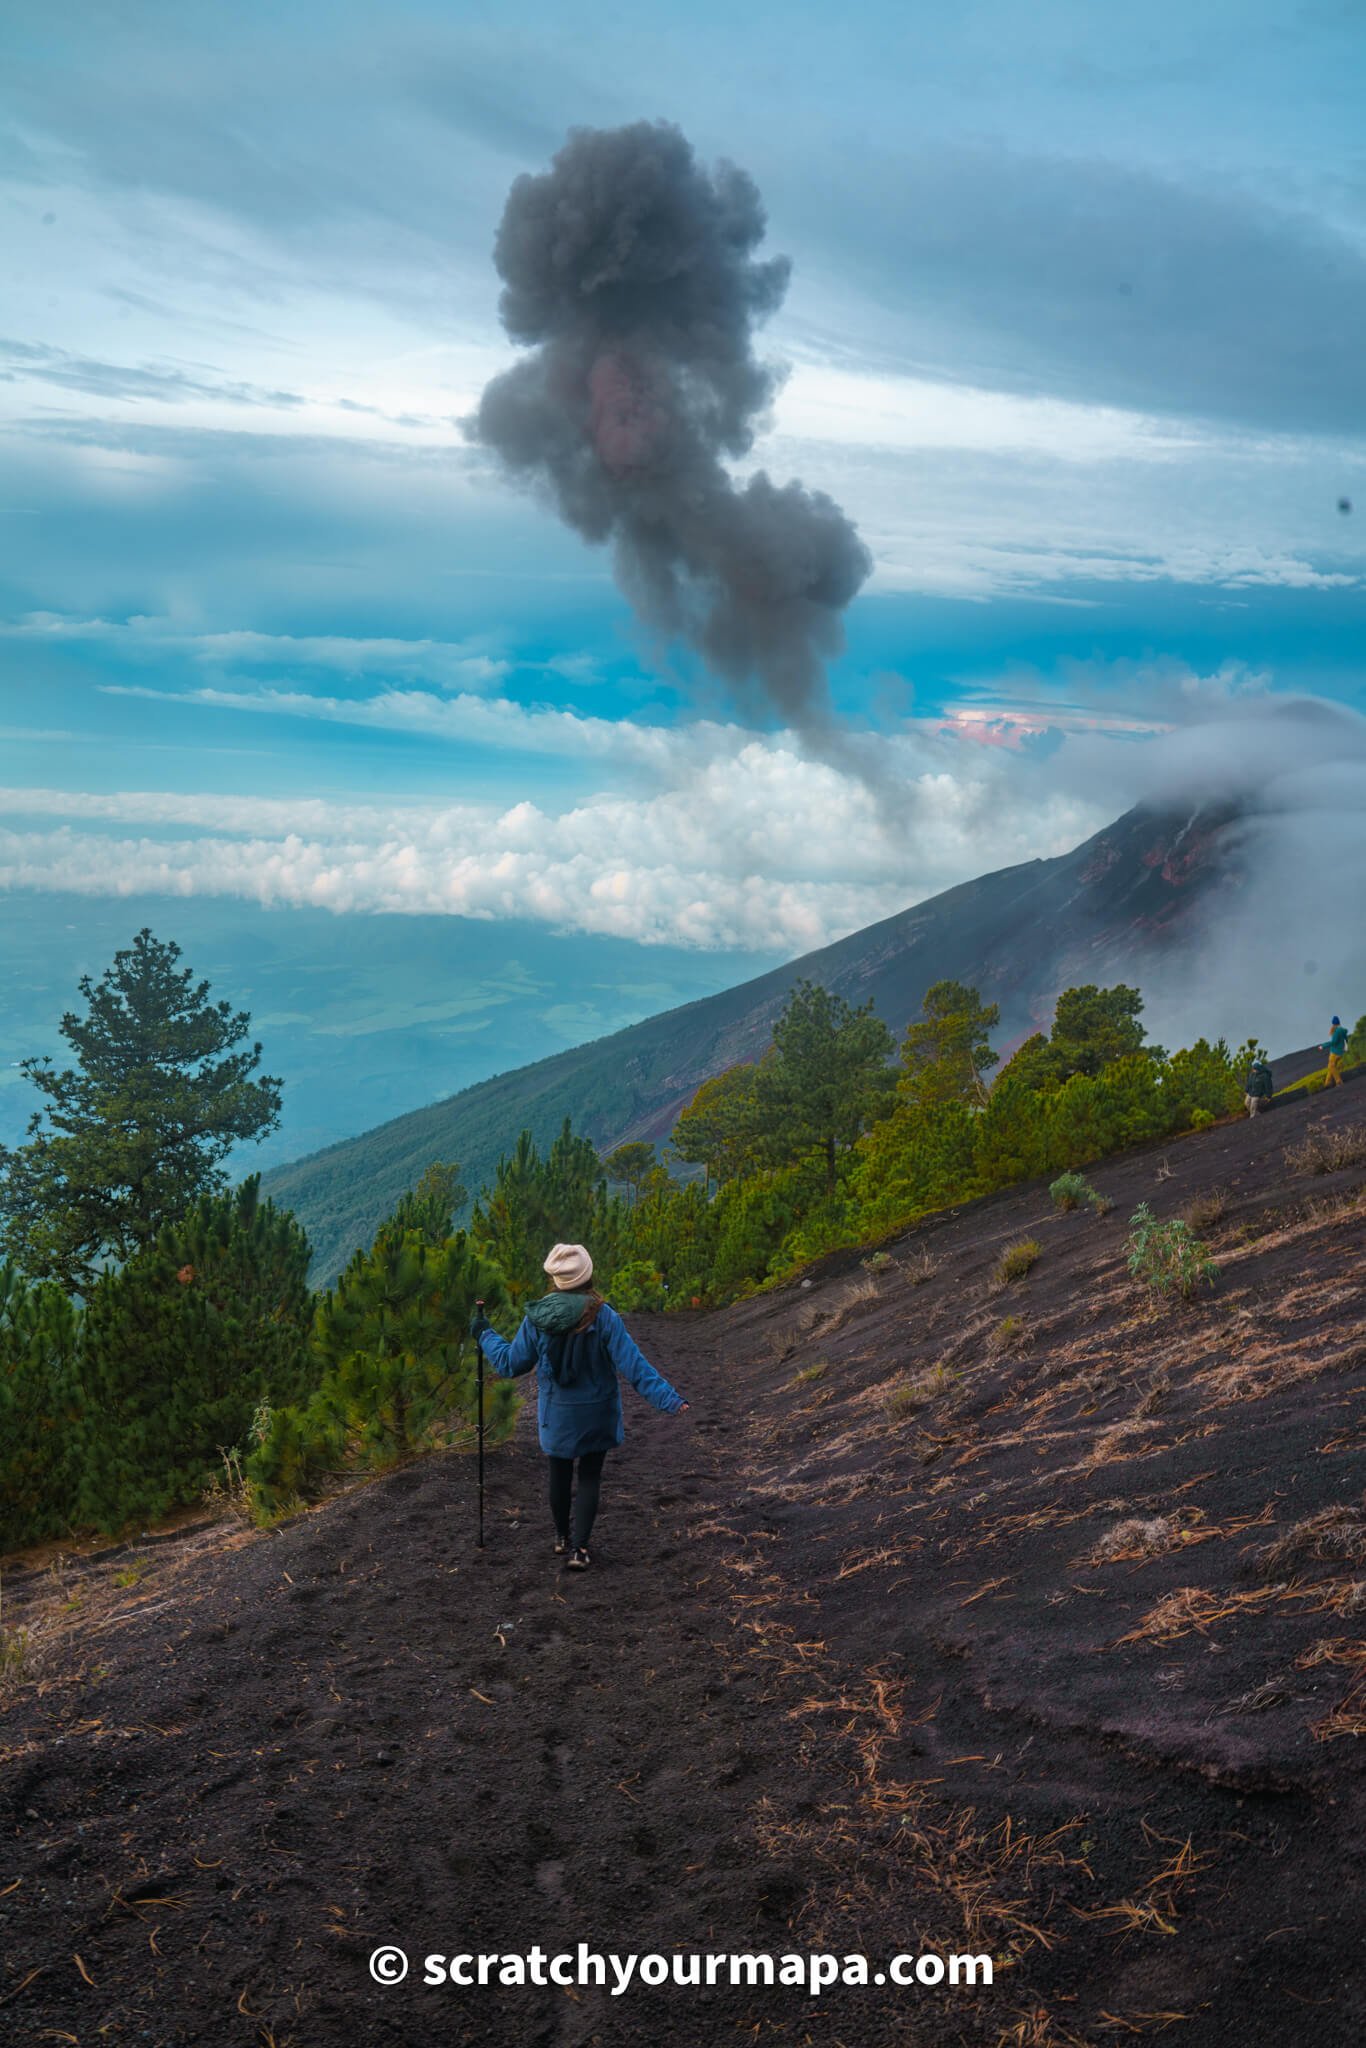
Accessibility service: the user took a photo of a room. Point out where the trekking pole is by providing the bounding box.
[475,1299,486,1549]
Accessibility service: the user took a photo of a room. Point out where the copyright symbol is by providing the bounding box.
[369,1946,408,1985]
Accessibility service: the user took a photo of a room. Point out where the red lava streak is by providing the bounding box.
[588,352,669,476]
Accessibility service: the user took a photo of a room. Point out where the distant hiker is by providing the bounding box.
[1323,1016,1350,1088]
[469,1242,689,1572]
[1244,1055,1273,1117]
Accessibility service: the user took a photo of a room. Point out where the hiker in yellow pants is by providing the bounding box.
[1323,1016,1349,1086]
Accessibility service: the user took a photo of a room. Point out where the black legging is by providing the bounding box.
[547,1450,607,1549]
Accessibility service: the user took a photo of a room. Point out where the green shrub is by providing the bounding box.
[1125,1203,1216,1300]
[994,1237,1041,1285]
[609,1260,667,1313]
[1189,1106,1215,1130]
[1049,1172,1095,1212]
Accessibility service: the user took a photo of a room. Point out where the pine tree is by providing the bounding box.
[1041,1073,1108,1170]
[620,1172,717,1301]
[973,1071,1050,1193]
[375,1162,468,1253]
[248,1225,513,1517]
[1002,984,1153,1092]
[471,1119,617,1300]
[0,929,282,1292]
[77,1177,314,1532]
[852,981,997,1232]
[0,1262,82,1551]
[602,1142,656,1205]
[895,980,1000,1111]
[855,1099,978,1237]
[671,1062,770,1187]
[757,981,895,1192]
[1163,1039,1243,1127]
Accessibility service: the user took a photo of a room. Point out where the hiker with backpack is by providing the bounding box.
[469,1242,689,1572]
[1323,1016,1350,1088]
[1244,1054,1274,1116]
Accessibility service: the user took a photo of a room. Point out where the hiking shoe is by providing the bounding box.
[565,1547,591,1571]
[553,1535,569,1556]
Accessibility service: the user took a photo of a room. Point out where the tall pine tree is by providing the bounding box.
[756,980,894,1192]
[0,929,282,1292]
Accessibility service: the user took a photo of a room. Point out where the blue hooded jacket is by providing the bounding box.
[476,1293,686,1457]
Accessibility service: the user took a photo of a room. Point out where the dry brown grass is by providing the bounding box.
[1112,1582,1321,1647]
[1295,1637,1366,1742]
[1135,1371,1171,1418]
[1092,1515,1178,1563]
[1284,1123,1366,1176]
[884,1364,954,1419]
[1087,1417,1161,1468]
[1182,1188,1228,1235]
[824,1275,879,1330]
[901,1247,940,1286]
[1258,1498,1366,1579]
[1071,1824,1214,1941]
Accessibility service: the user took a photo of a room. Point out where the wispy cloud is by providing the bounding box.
[3,613,509,690]
[94,680,682,768]
[0,337,307,410]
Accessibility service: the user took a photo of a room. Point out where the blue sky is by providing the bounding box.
[2,0,1364,959]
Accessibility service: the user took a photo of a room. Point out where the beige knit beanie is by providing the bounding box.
[543,1242,593,1290]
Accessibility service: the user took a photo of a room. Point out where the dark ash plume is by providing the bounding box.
[468,120,872,734]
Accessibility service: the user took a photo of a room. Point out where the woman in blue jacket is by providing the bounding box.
[469,1241,688,1572]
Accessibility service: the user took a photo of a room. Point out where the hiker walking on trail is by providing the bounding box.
[1323,1016,1350,1088]
[1244,1054,1273,1117]
[469,1242,689,1572]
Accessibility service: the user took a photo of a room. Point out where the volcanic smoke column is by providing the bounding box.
[467,121,873,734]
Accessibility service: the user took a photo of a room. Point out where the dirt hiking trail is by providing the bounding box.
[3,1070,1366,2046]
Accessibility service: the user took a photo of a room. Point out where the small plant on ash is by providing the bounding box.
[884,1364,954,1419]
[1125,1203,1217,1301]
[1182,1189,1227,1235]
[1049,1171,1094,1212]
[987,1314,1029,1357]
[202,1403,274,1524]
[0,1624,34,1697]
[994,1237,1041,1286]
[792,1359,828,1387]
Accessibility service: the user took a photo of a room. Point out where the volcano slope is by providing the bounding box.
[3,1072,1366,2047]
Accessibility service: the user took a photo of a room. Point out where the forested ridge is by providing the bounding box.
[3,918,1359,1555]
